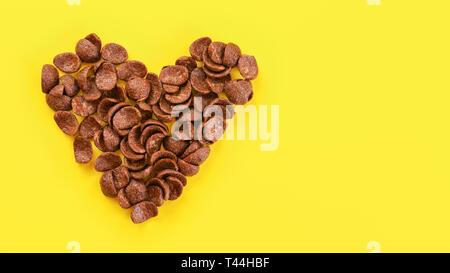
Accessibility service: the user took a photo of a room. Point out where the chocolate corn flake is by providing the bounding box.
[112,106,142,130]
[126,77,150,101]
[74,136,93,164]
[101,43,128,65]
[95,62,117,91]
[125,179,148,205]
[103,85,127,102]
[238,54,258,80]
[72,96,98,117]
[95,152,122,172]
[203,49,226,72]
[165,176,184,200]
[53,52,81,73]
[41,64,59,93]
[145,72,162,105]
[177,158,200,177]
[85,33,102,52]
[190,67,211,95]
[97,98,118,122]
[60,75,80,97]
[189,37,211,61]
[76,38,101,63]
[117,60,147,81]
[163,84,180,94]
[206,74,230,94]
[131,201,158,224]
[223,43,241,68]
[208,42,226,65]
[79,115,103,139]
[46,92,72,111]
[147,186,164,207]
[202,65,232,79]
[175,56,197,73]
[160,65,189,86]
[224,79,253,105]
[163,136,189,157]
[54,111,78,136]
[84,76,102,101]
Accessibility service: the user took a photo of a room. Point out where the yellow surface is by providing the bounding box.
[1,0,450,253]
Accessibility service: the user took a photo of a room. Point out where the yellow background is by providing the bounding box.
[1,0,449,253]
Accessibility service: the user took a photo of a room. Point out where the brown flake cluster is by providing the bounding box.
[41,33,259,224]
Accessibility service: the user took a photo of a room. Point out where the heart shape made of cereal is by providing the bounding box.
[42,34,258,224]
